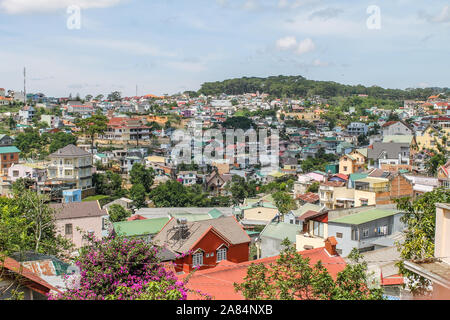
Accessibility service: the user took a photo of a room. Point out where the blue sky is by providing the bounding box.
[0,0,449,97]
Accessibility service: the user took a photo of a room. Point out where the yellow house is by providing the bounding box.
[416,126,450,152]
[339,150,366,175]
[353,177,389,207]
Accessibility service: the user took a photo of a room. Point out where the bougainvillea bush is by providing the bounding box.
[48,235,189,300]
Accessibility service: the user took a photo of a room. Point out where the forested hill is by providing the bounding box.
[198,75,449,100]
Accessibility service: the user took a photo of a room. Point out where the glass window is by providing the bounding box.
[193,251,203,267]
[217,247,227,262]
[65,224,73,235]
[313,221,324,238]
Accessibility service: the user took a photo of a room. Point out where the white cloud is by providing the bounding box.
[276,36,298,50]
[275,36,315,55]
[296,38,315,54]
[432,5,450,23]
[0,0,123,14]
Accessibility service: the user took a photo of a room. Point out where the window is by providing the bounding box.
[343,166,348,172]
[313,221,324,238]
[10,154,14,160]
[351,228,359,241]
[362,228,369,238]
[192,251,203,267]
[217,247,227,262]
[13,170,19,177]
[290,219,294,224]
[65,224,73,235]
[336,232,343,238]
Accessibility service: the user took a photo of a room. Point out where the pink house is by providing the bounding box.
[50,200,108,251]
[306,171,327,182]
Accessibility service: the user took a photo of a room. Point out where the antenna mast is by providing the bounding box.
[23,67,26,105]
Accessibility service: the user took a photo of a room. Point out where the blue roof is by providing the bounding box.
[0,146,20,154]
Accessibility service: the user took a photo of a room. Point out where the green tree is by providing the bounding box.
[273,191,297,215]
[395,188,450,296]
[130,163,155,193]
[107,91,122,101]
[93,171,124,197]
[108,204,131,223]
[234,240,384,300]
[130,183,147,209]
[76,114,108,154]
[48,131,78,154]
[306,182,320,193]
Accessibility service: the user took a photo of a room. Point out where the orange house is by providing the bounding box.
[153,216,251,273]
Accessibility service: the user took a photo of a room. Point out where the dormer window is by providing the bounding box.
[192,250,203,267]
[216,245,227,262]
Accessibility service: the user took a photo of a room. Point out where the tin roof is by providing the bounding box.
[329,208,401,225]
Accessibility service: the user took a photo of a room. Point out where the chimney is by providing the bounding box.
[324,236,338,256]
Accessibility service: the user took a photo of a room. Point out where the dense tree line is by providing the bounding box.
[198,75,449,100]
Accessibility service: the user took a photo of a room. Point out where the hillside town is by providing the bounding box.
[0,80,449,301]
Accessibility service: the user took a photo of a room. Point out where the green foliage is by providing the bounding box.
[395,188,450,296]
[222,116,255,130]
[130,184,147,209]
[130,163,155,193]
[306,182,320,193]
[47,131,78,154]
[198,75,443,100]
[92,171,124,197]
[272,191,297,215]
[0,188,73,258]
[149,180,227,208]
[229,176,258,205]
[75,114,108,151]
[234,241,384,300]
[108,204,131,223]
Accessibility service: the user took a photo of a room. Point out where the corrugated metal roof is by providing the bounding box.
[329,208,401,225]
[0,146,20,154]
[260,222,299,242]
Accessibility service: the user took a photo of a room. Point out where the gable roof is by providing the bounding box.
[153,216,250,255]
[179,247,346,300]
[50,201,106,220]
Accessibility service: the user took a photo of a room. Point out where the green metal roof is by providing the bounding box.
[329,208,401,225]
[290,203,323,217]
[113,217,170,237]
[382,135,414,144]
[349,173,368,181]
[0,146,20,154]
[208,208,224,219]
[260,222,299,242]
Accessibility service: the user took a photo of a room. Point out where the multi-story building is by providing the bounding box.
[100,117,150,144]
[0,146,20,176]
[381,120,413,136]
[346,122,368,136]
[47,144,93,190]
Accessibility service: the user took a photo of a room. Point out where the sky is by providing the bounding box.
[0,0,449,97]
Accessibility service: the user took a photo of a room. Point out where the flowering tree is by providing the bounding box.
[48,236,190,300]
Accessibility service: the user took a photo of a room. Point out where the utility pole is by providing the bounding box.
[23,67,26,105]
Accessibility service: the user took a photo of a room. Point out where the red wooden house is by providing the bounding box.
[153,216,251,273]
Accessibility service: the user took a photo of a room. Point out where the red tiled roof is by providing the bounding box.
[298,210,320,221]
[297,192,319,203]
[128,214,147,221]
[333,173,349,181]
[179,247,346,300]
